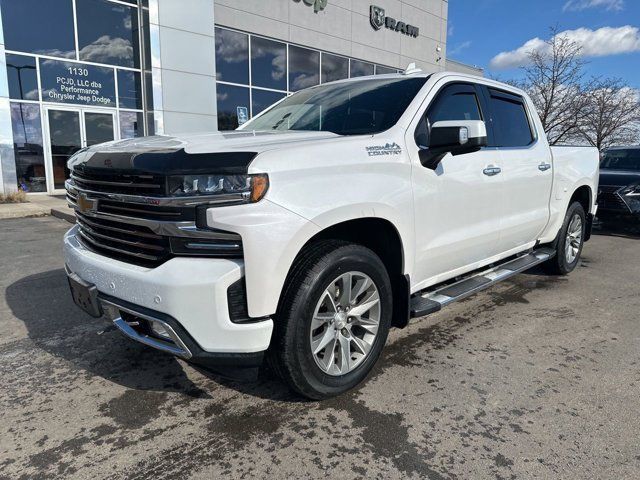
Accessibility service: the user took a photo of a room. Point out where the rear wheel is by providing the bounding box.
[543,201,586,275]
[269,240,392,399]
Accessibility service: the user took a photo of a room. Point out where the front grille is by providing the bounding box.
[76,212,172,267]
[597,185,629,212]
[71,170,167,196]
[68,166,243,268]
[67,183,194,222]
[98,199,195,221]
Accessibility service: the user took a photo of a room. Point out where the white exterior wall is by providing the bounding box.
[149,0,218,135]
[214,0,449,73]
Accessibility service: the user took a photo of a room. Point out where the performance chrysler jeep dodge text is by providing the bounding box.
[64,70,599,398]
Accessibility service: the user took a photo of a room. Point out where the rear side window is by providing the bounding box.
[488,89,534,147]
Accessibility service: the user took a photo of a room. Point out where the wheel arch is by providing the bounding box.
[279,217,411,329]
[569,184,593,242]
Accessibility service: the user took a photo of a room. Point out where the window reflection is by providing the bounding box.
[120,111,145,138]
[117,70,143,109]
[217,83,250,130]
[76,0,141,68]
[251,89,286,116]
[321,53,348,84]
[289,46,319,92]
[251,37,286,90]
[6,54,39,101]
[84,112,114,146]
[350,60,375,78]
[1,0,75,59]
[215,28,249,85]
[47,109,81,189]
[10,103,46,193]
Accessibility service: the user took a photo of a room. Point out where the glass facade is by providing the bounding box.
[1,0,149,192]
[214,26,401,130]
[1,4,409,193]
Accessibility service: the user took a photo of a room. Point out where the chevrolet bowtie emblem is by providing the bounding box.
[77,192,98,214]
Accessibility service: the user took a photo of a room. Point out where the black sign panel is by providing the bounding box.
[40,59,116,107]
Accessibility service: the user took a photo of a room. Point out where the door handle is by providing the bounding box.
[538,162,551,172]
[483,166,501,176]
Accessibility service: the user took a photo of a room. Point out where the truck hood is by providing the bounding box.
[599,169,640,187]
[88,130,340,154]
[68,130,342,175]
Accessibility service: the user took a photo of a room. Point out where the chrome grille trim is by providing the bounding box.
[65,179,248,207]
[597,185,630,212]
[67,175,244,267]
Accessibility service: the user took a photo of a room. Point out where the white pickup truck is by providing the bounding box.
[64,71,599,399]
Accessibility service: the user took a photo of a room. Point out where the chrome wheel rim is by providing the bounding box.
[309,271,381,376]
[565,214,583,264]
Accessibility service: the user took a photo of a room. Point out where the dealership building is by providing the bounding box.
[0,0,480,196]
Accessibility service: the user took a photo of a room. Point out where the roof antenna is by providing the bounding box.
[403,62,422,75]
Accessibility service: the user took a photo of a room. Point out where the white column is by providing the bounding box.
[148,0,218,135]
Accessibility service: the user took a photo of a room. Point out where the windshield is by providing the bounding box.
[601,149,640,171]
[240,77,428,135]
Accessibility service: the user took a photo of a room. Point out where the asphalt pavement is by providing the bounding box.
[1,216,639,479]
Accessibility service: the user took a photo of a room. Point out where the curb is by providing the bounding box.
[51,207,76,224]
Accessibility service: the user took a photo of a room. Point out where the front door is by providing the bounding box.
[409,82,505,291]
[44,107,117,193]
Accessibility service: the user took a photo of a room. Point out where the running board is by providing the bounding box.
[410,248,555,318]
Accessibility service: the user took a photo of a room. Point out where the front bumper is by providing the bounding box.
[64,225,273,362]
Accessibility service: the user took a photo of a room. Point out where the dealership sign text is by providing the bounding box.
[370,5,419,38]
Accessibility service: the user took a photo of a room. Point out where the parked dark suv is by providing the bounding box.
[597,147,640,220]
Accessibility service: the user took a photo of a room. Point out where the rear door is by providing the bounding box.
[481,87,553,253]
[409,82,505,288]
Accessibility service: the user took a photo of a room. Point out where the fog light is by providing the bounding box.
[149,320,171,340]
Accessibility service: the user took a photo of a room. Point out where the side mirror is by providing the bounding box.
[419,120,488,170]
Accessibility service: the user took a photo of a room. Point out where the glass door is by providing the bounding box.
[46,109,81,192]
[44,107,117,193]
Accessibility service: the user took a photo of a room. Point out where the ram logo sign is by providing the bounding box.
[370,5,385,30]
[369,5,420,38]
[293,0,328,13]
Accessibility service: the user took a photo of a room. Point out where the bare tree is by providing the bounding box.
[519,27,592,145]
[575,78,640,150]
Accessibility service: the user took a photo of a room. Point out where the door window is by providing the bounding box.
[487,90,534,147]
[84,112,115,146]
[46,108,116,191]
[48,110,81,189]
[415,83,482,147]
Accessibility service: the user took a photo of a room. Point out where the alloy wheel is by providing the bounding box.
[309,272,381,376]
[565,213,583,264]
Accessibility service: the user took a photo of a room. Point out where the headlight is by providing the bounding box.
[167,173,269,203]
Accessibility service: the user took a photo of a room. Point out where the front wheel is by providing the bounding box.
[269,241,392,399]
[543,201,586,275]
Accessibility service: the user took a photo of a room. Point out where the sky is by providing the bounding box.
[447,0,640,88]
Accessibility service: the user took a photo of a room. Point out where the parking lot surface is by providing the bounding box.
[1,216,639,479]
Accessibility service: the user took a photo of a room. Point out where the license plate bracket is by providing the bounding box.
[67,272,103,318]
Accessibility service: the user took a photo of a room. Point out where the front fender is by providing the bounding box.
[206,200,321,318]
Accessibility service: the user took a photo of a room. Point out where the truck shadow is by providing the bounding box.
[593,217,640,240]
[5,268,218,398]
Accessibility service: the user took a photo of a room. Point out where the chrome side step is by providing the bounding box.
[410,247,555,318]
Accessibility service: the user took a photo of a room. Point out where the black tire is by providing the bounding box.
[269,240,393,400]
[542,201,586,275]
